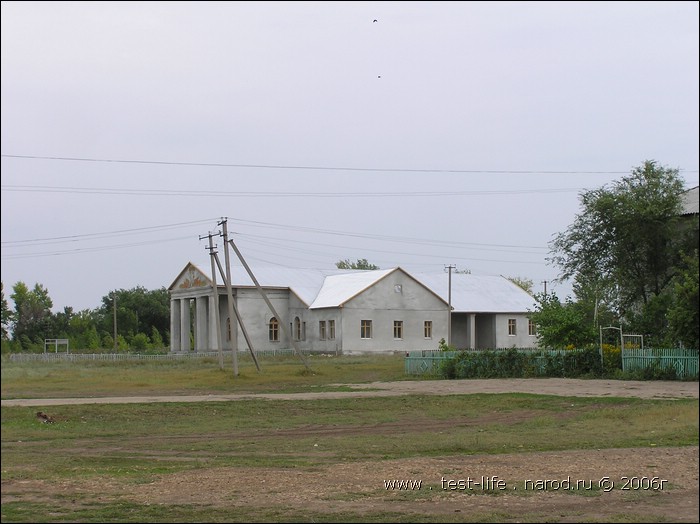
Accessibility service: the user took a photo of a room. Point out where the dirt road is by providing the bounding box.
[3,378,698,522]
[2,377,697,406]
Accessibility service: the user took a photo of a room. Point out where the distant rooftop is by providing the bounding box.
[680,186,699,215]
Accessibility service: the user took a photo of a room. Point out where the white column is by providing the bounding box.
[469,314,476,349]
[196,296,208,351]
[180,298,191,352]
[170,299,181,352]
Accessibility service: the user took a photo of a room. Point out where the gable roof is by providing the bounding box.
[173,263,536,313]
[309,267,399,309]
[411,272,537,313]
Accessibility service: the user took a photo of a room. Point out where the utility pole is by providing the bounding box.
[211,244,261,372]
[113,291,117,351]
[445,265,455,347]
[202,232,224,370]
[219,218,239,376]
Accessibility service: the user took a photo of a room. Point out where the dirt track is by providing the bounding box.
[2,378,698,522]
[1,377,698,406]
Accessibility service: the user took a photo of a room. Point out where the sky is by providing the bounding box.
[1,1,699,314]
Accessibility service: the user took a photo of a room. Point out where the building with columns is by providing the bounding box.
[168,263,538,354]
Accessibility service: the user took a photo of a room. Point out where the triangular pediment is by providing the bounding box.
[169,262,213,291]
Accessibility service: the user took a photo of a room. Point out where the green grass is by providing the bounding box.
[1,353,409,398]
[2,395,697,477]
[1,354,698,522]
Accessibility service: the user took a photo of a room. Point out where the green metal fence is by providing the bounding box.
[404,350,457,375]
[406,347,699,379]
[622,348,699,379]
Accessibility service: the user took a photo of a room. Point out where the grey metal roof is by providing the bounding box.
[212,265,537,313]
[179,260,537,313]
[310,268,397,309]
[411,272,537,313]
[226,266,346,306]
[680,186,699,215]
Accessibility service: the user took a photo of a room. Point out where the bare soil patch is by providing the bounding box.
[2,378,698,521]
[3,447,698,522]
[2,377,698,407]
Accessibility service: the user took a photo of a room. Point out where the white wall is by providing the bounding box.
[340,270,448,353]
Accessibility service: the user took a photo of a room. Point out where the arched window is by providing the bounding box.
[294,317,301,341]
[269,317,279,342]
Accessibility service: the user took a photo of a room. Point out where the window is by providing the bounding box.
[269,317,279,342]
[424,320,432,339]
[528,319,536,336]
[328,319,336,340]
[302,322,306,341]
[508,318,517,336]
[294,317,301,341]
[319,320,326,340]
[394,284,402,293]
[226,317,231,341]
[361,320,372,339]
[393,320,403,340]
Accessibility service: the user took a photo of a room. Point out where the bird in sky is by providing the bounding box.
[373,19,378,23]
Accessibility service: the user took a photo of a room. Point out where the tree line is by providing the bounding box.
[1,284,170,353]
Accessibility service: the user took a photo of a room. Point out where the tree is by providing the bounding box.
[336,258,379,270]
[507,276,534,295]
[665,250,699,349]
[10,282,54,348]
[96,286,170,344]
[528,292,597,349]
[69,309,101,349]
[1,282,11,340]
[548,160,688,338]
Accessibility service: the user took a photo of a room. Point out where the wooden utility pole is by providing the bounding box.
[445,265,455,346]
[113,291,117,351]
[219,218,239,376]
[202,232,224,370]
[211,248,260,372]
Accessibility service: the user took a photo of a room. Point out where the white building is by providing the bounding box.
[168,263,538,354]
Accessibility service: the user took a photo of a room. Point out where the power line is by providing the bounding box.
[228,217,550,250]
[1,218,219,245]
[0,235,195,260]
[6,154,696,174]
[1,184,585,198]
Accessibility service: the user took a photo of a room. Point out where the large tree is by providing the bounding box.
[1,282,12,340]
[10,281,55,348]
[548,160,690,341]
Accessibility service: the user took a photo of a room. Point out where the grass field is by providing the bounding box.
[2,354,698,522]
[0,353,409,399]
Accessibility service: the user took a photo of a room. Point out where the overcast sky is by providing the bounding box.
[1,1,698,314]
